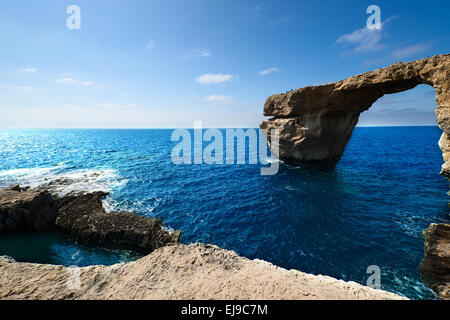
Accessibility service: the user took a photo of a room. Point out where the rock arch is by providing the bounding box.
[260,54,449,178]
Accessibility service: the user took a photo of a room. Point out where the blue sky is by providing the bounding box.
[0,0,448,128]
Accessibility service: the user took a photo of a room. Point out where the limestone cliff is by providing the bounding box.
[260,54,450,174]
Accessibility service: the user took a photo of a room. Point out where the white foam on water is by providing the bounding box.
[260,158,280,165]
[0,166,127,196]
[101,197,118,213]
[163,226,176,235]
[101,196,161,216]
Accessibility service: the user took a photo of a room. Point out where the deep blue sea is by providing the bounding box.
[0,127,448,299]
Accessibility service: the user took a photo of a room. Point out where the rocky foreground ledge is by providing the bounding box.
[0,243,404,300]
[0,185,406,300]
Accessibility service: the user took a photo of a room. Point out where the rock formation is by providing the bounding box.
[0,186,179,253]
[56,191,180,252]
[260,54,450,173]
[419,223,450,300]
[0,185,58,233]
[0,243,405,300]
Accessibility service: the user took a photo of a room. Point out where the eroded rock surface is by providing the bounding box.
[0,243,405,300]
[261,54,450,171]
[0,185,58,233]
[0,186,179,253]
[55,191,180,253]
[420,223,450,300]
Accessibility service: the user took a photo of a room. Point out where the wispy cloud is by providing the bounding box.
[253,4,263,20]
[377,97,415,105]
[146,40,155,51]
[270,14,296,25]
[391,42,432,59]
[335,15,398,54]
[0,85,38,93]
[185,49,211,59]
[204,94,235,105]
[56,77,94,86]
[95,103,137,108]
[196,73,234,85]
[57,104,85,111]
[56,77,76,85]
[258,67,280,76]
[57,103,137,111]
[375,107,421,113]
[17,67,37,74]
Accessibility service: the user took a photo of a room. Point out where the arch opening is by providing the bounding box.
[358,84,438,127]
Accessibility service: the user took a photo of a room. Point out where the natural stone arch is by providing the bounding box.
[260,54,449,178]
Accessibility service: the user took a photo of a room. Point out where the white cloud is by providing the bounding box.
[56,77,77,85]
[146,41,155,51]
[336,28,384,53]
[258,67,280,76]
[185,49,211,59]
[57,77,94,86]
[0,85,38,93]
[204,94,235,105]
[196,73,233,85]
[17,68,37,74]
[391,42,432,59]
[335,16,398,54]
[58,104,84,111]
[95,103,137,108]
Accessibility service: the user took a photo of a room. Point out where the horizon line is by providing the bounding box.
[0,125,441,130]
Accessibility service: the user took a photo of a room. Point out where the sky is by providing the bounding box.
[0,0,449,128]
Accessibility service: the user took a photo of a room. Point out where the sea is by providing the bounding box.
[0,127,448,299]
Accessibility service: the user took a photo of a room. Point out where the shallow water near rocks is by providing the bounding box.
[0,232,140,266]
[0,127,448,299]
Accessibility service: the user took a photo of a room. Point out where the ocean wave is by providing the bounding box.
[0,166,127,196]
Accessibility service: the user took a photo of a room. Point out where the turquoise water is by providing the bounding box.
[0,127,448,299]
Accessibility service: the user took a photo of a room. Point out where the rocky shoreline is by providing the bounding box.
[0,184,448,300]
[0,185,408,300]
[0,185,179,253]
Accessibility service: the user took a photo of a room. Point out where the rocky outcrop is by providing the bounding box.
[0,243,405,300]
[55,191,180,253]
[261,54,450,171]
[0,185,58,233]
[0,186,179,253]
[419,223,450,300]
